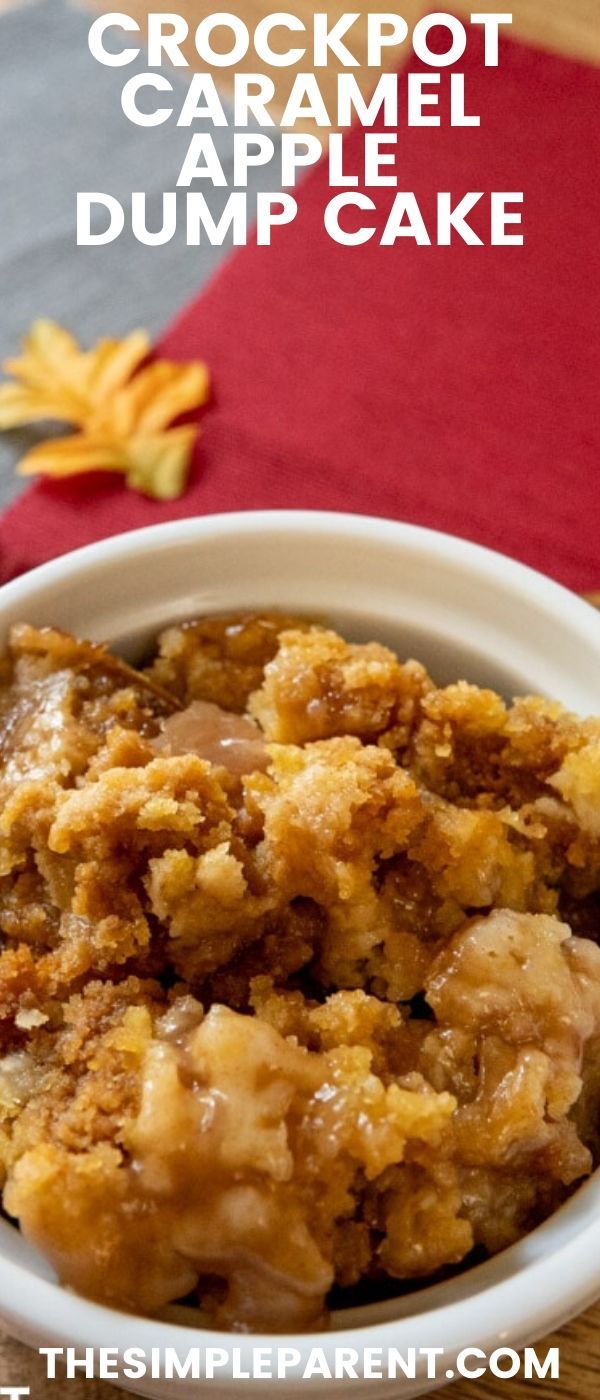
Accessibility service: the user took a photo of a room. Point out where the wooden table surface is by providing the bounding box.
[2,0,600,1393]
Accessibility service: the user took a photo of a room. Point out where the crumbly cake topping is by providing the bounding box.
[0,614,599,1331]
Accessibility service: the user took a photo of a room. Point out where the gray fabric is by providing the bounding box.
[0,0,280,507]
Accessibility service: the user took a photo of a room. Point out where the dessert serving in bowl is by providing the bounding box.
[0,509,599,1399]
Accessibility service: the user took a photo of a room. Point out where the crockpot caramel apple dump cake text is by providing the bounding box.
[0,615,599,1331]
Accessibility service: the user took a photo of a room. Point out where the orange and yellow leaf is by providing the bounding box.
[0,320,210,500]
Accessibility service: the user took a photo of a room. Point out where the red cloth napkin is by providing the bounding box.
[1,33,598,590]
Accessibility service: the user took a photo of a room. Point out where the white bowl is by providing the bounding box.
[0,509,599,1399]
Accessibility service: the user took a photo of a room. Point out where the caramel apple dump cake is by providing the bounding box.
[0,614,599,1331]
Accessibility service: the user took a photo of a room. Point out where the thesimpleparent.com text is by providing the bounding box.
[37,1343,559,1383]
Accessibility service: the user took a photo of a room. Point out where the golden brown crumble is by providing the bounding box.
[0,613,599,1331]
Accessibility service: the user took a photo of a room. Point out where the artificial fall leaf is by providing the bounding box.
[98,360,210,438]
[17,426,198,502]
[0,319,210,500]
[0,321,151,429]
